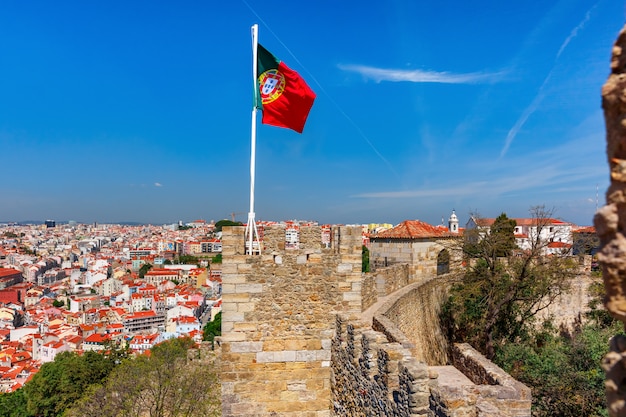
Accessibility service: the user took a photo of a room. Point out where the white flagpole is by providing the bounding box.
[245,24,261,255]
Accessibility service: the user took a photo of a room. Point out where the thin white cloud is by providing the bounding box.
[154,182,162,187]
[500,77,549,158]
[353,166,592,200]
[338,64,504,84]
[556,4,596,59]
[500,3,598,157]
[355,125,606,201]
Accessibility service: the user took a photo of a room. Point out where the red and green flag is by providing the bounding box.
[256,44,316,133]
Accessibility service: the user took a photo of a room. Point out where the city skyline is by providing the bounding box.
[1,1,624,227]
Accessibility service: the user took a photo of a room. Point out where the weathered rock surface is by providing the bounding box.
[595,24,626,417]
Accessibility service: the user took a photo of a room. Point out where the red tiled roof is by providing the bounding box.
[475,217,569,227]
[547,241,572,248]
[125,310,157,320]
[0,268,22,278]
[573,226,596,234]
[374,220,455,239]
[84,333,108,343]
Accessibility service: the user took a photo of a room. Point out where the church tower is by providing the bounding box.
[448,210,459,233]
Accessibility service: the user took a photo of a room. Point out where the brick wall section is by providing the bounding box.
[372,276,455,365]
[331,315,433,416]
[220,225,363,417]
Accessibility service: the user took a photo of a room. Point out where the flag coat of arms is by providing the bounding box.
[256,44,316,133]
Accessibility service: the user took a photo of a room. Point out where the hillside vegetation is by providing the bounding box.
[442,208,612,416]
[0,337,220,417]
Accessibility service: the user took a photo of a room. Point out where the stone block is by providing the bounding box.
[221,283,237,294]
[263,340,286,351]
[220,332,248,342]
[237,283,264,293]
[224,274,247,284]
[220,302,239,313]
[237,302,256,312]
[223,311,244,322]
[221,263,238,274]
[295,350,318,362]
[254,350,274,363]
[316,349,331,361]
[221,321,234,332]
[237,263,254,271]
[273,350,297,362]
[229,341,263,353]
[226,293,251,302]
[287,381,307,391]
[342,292,361,302]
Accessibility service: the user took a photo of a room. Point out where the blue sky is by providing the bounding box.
[1,0,623,227]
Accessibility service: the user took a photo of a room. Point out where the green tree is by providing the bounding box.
[176,255,199,265]
[138,263,153,279]
[52,299,64,308]
[0,389,28,417]
[489,213,517,257]
[362,245,370,273]
[203,312,222,345]
[211,253,222,264]
[67,337,220,417]
[23,350,116,416]
[495,314,618,417]
[214,219,243,233]
[442,206,577,359]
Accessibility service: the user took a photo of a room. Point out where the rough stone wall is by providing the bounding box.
[361,272,377,312]
[536,266,597,330]
[448,344,531,417]
[220,225,363,417]
[369,240,448,284]
[331,315,433,416]
[372,276,455,365]
[360,264,412,313]
[372,264,411,298]
[595,24,626,417]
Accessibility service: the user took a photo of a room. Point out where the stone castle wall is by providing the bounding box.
[219,224,531,416]
[372,275,455,366]
[369,239,449,284]
[536,267,597,330]
[220,225,362,417]
[331,315,433,416]
[427,344,531,417]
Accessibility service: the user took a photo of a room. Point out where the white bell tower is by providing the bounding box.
[448,210,459,233]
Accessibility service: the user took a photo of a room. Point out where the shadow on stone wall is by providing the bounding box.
[371,275,455,366]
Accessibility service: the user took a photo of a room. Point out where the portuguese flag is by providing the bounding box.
[256,44,316,133]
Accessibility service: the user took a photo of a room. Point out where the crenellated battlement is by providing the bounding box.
[220,225,364,416]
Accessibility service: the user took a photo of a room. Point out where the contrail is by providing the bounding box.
[500,2,598,158]
[557,5,595,59]
[500,72,553,158]
[337,64,504,84]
